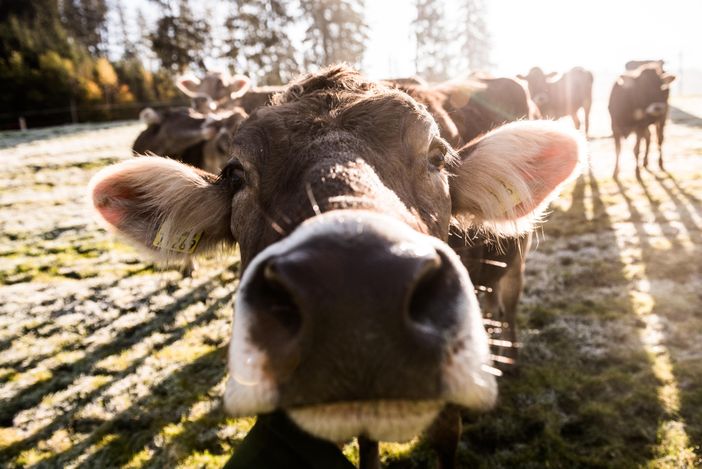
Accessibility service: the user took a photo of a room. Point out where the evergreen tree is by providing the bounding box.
[413,0,453,81]
[59,0,110,56]
[459,0,490,71]
[150,0,211,73]
[299,0,368,68]
[222,0,299,85]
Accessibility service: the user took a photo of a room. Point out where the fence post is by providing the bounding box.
[19,116,27,131]
[70,99,78,123]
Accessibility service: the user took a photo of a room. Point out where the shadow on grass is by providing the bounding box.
[669,105,702,129]
[43,347,231,468]
[0,267,236,464]
[404,169,666,467]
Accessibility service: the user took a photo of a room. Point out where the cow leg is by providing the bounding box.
[656,118,666,170]
[496,234,532,361]
[642,127,652,169]
[426,405,461,469]
[571,112,581,130]
[358,436,380,469]
[583,100,592,138]
[613,131,622,178]
[180,255,195,277]
[633,130,643,178]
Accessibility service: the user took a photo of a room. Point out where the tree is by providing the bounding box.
[150,0,210,73]
[222,0,299,85]
[413,0,453,82]
[458,0,490,71]
[299,0,368,68]
[59,0,110,56]
[115,2,137,61]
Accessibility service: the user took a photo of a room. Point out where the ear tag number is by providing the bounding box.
[152,225,203,254]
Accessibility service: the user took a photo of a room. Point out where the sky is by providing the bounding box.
[121,0,702,97]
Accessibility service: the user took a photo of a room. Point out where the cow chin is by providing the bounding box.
[288,400,443,442]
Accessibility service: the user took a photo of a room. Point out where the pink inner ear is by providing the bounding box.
[92,179,134,228]
[517,140,579,217]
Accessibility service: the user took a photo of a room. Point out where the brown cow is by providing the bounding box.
[518,67,594,136]
[89,66,582,469]
[609,64,676,176]
[177,71,251,114]
[394,77,536,362]
[132,107,248,175]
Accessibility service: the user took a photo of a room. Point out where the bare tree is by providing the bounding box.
[458,0,491,71]
[222,0,299,85]
[413,0,452,81]
[299,0,368,68]
[149,0,211,73]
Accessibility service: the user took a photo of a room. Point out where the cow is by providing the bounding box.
[133,107,248,175]
[230,85,286,114]
[393,77,536,363]
[518,67,594,137]
[609,63,676,177]
[176,71,251,114]
[89,66,582,469]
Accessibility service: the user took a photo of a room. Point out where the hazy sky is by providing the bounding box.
[122,0,702,95]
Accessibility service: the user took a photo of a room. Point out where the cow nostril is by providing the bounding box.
[406,251,461,339]
[246,259,303,340]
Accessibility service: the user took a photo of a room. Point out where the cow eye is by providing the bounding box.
[428,141,447,171]
[220,159,247,190]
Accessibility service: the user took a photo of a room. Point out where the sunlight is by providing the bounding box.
[600,171,698,466]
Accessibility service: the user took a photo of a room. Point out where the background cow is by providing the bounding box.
[518,66,594,137]
[394,76,536,362]
[609,63,676,176]
[176,71,251,114]
[89,66,582,469]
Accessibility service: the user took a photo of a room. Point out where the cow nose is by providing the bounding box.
[234,211,474,405]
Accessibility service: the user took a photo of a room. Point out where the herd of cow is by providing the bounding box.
[87,60,675,468]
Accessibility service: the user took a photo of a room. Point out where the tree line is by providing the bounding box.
[0,0,489,129]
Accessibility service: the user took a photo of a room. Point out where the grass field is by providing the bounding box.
[1,99,701,468]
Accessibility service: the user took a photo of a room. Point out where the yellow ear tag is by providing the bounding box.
[152,225,203,254]
[500,181,522,207]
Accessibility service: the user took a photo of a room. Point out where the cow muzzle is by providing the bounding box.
[646,102,667,117]
[224,210,497,441]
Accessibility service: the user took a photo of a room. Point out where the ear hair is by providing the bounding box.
[450,120,585,237]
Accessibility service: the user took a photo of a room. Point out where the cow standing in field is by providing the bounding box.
[609,63,676,177]
[176,71,252,114]
[396,76,536,361]
[518,67,594,137]
[90,67,582,469]
[132,107,248,175]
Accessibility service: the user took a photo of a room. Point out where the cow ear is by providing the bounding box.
[661,73,676,85]
[450,120,583,236]
[88,157,235,262]
[177,75,201,97]
[139,107,161,125]
[228,74,251,99]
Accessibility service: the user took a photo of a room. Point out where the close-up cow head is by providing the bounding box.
[89,66,582,443]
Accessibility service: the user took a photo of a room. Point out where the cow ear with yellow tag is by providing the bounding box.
[89,157,235,262]
[449,120,584,236]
